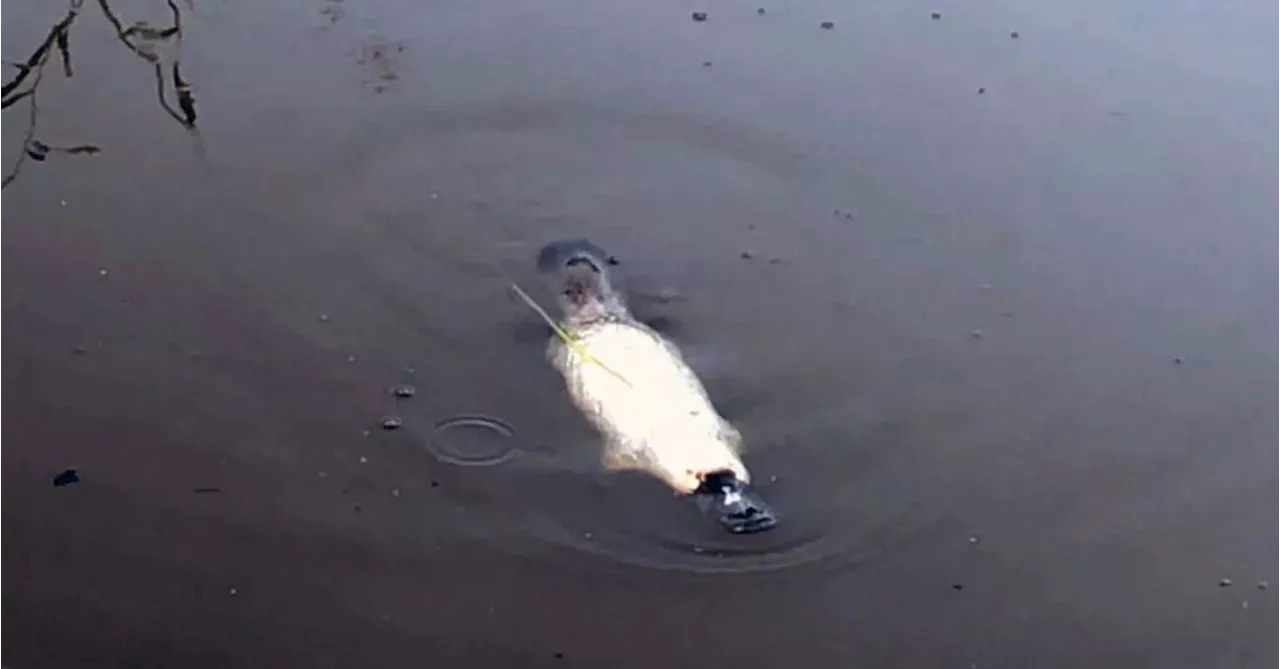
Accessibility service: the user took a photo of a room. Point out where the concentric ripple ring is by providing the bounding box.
[427,414,521,467]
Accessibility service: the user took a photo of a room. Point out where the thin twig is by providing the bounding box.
[509,283,633,387]
[96,0,194,131]
[1,2,81,97]
[95,0,158,62]
[1,0,75,188]
[2,88,35,109]
[2,55,48,188]
[55,25,73,77]
[3,0,199,189]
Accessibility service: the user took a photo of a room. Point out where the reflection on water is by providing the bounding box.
[1,0,198,188]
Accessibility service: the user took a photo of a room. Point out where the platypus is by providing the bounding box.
[534,239,777,534]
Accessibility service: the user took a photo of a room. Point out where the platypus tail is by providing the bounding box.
[535,238,628,326]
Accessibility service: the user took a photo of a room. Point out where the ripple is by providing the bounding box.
[545,511,927,576]
[517,473,932,576]
[419,414,932,577]
[426,415,522,467]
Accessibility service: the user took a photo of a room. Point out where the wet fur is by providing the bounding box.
[537,239,749,494]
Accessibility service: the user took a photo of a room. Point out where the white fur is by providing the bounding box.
[548,320,748,494]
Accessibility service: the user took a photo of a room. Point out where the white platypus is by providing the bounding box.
[533,239,777,534]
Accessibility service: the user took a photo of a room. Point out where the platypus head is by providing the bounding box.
[536,239,629,328]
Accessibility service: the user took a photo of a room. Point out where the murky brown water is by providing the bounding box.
[3,0,1276,666]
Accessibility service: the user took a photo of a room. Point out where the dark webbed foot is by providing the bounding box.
[694,470,778,534]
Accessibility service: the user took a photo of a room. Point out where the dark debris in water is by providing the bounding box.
[53,469,80,487]
[391,384,416,398]
[692,11,708,22]
[319,0,345,25]
[1010,31,1020,39]
[820,21,835,29]
[356,40,407,92]
[23,140,102,163]
[757,8,766,15]
[931,11,942,20]
[951,583,964,590]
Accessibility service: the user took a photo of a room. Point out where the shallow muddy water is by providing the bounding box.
[3,0,1276,666]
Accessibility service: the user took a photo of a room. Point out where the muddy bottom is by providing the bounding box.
[2,0,1275,667]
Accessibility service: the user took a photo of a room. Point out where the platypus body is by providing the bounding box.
[535,239,777,534]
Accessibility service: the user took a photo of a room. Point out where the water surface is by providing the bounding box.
[3,0,1276,666]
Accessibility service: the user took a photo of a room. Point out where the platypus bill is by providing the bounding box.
[534,239,778,535]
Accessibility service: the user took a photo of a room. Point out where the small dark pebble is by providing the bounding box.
[692,11,708,22]
[381,416,403,430]
[970,329,984,339]
[952,583,964,590]
[1257,580,1268,590]
[931,11,942,20]
[1219,578,1233,587]
[1172,356,1184,364]
[391,384,416,398]
[844,212,854,220]
[430,481,440,487]
[740,251,754,259]
[757,7,766,15]
[553,652,565,660]
[820,21,835,29]
[53,469,80,487]
[768,258,784,265]
[977,87,986,94]
[192,487,222,494]
[702,61,713,67]
[606,255,621,266]
[1010,31,1020,39]
[353,504,362,513]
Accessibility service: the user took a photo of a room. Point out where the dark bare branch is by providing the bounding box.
[3,0,199,189]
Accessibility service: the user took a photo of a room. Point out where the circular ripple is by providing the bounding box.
[541,504,931,576]
[427,415,522,467]
[512,469,934,577]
